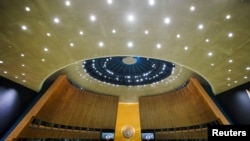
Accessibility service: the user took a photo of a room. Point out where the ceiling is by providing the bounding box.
[0,0,249,103]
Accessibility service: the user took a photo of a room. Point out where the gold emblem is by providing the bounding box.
[122,125,135,138]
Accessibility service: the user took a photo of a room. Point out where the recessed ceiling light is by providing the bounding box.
[190,6,195,11]
[176,34,181,38]
[25,6,30,12]
[198,24,204,30]
[65,0,71,6]
[0,60,3,64]
[46,33,51,36]
[70,43,74,47]
[21,64,25,67]
[44,48,48,52]
[90,15,96,21]
[54,17,60,23]
[228,69,232,72]
[148,0,155,6]
[22,73,26,76]
[20,53,25,57]
[164,17,171,24]
[244,76,248,79]
[3,71,7,74]
[246,66,250,70]
[112,29,116,34]
[156,43,161,49]
[228,59,233,63]
[22,80,26,83]
[21,25,27,30]
[107,0,112,4]
[184,46,188,50]
[228,32,233,38]
[79,31,84,35]
[226,14,231,20]
[144,30,149,34]
[127,14,135,22]
[208,52,213,56]
[99,41,104,47]
[227,77,231,81]
[41,59,45,62]
[127,41,133,48]
[205,38,209,42]
[211,63,214,66]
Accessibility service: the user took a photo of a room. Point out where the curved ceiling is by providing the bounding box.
[0,0,249,102]
[83,56,175,86]
[51,59,195,102]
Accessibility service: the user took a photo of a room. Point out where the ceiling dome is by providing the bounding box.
[83,56,175,86]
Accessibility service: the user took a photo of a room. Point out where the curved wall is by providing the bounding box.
[6,75,119,140]
[6,76,229,140]
[35,80,119,129]
[139,78,228,129]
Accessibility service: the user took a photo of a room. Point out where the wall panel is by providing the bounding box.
[139,78,230,139]
[6,75,119,140]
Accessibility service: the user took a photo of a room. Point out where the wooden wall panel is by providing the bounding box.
[35,75,119,129]
[8,75,119,140]
[5,75,70,141]
[7,75,229,140]
[139,77,228,130]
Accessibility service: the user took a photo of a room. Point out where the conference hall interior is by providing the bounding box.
[0,0,250,140]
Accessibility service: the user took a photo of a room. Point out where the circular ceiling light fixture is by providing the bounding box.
[122,56,137,65]
[82,56,175,86]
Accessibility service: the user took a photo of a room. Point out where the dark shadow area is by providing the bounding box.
[0,76,52,140]
[216,82,250,125]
